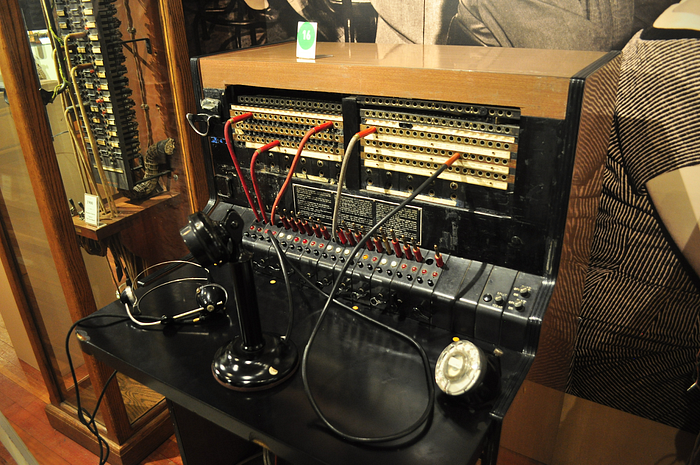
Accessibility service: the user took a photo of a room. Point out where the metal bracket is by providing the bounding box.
[111,37,152,54]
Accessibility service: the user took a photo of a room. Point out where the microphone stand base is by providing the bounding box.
[212,333,299,391]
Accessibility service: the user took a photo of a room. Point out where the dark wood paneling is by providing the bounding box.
[159,0,210,212]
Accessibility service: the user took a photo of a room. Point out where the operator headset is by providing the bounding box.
[119,260,228,326]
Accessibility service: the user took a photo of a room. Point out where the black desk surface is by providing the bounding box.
[79,264,530,465]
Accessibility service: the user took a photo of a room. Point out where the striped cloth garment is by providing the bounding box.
[567,27,700,433]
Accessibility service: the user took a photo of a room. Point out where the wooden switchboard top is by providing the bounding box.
[197,42,611,120]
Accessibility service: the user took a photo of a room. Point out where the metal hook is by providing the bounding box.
[186,113,219,137]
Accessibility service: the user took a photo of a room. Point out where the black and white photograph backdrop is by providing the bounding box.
[182,0,676,55]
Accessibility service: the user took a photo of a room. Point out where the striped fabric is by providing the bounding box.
[567,29,700,432]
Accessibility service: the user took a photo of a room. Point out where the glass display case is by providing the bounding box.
[0,0,207,462]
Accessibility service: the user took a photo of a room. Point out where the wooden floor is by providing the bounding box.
[0,315,182,465]
[0,314,542,465]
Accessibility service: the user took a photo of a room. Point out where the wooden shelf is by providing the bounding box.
[73,192,181,241]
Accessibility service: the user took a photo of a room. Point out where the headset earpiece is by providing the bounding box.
[120,286,137,307]
[196,283,228,314]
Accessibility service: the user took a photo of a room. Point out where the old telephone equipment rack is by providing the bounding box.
[53,0,140,191]
[199,87,551,354]
[193,44,618,358]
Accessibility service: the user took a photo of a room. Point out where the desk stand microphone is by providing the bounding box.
[181,210,299,391]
